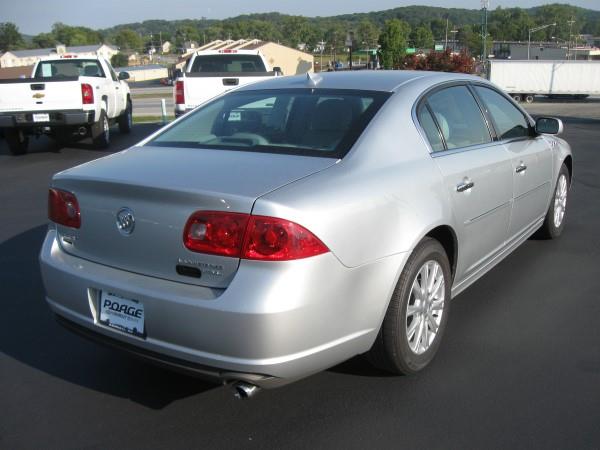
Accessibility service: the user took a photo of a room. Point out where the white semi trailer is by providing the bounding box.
[488,60,600,103]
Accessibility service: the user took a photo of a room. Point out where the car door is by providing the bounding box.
[472,85,553,240]
[417,84,513,283]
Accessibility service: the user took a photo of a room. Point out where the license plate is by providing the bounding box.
[99,291,145,337]
[33,113,50,122]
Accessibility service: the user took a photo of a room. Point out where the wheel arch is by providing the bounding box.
[424,225,458,282]
[563,155,573,186]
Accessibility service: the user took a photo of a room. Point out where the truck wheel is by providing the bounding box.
[511,94,522,102]
[118,100,132,134]
[525,95,535,104]
[5,129,29,155]
[92,110,110,149]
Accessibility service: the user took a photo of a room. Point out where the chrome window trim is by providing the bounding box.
[411,80,496,157]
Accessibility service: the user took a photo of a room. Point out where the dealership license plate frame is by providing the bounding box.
[32,113,50,123]
[98,291,145,338]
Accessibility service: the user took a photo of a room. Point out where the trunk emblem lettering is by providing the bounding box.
[116,208,135,235]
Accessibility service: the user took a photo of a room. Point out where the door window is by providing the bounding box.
[417,104,444,152]
[424,85,492,150]
[473,86,530,140]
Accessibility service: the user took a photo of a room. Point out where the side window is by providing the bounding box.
[426,85,491,149]
[107,64,118,82]
[417,103,444,152]
[473,86,530,140]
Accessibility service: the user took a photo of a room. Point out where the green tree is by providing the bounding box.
[32,32,57,48]
[111,53,129,68]
[379,19,411,69]
[113,28,143,52]
[430,18,448,41]
[0,22,25,51]
[410,25,434,49]
[357,19,380,49]
[51,23,102,46]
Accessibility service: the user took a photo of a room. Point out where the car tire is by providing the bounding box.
[5,129,29,155]
[92,109,110,149]
[535,163,570,239]
[118,100,132,134]
[368,237,451,375]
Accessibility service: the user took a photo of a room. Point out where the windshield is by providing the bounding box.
[190,54,267,73]
[34,59,105,78]
[148,89,390,158]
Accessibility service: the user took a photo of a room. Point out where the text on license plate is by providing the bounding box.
[99,291,145,337]
[33,113,50,122]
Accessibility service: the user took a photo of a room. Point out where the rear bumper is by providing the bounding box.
[40,228,405,388]
[0,109,94,128]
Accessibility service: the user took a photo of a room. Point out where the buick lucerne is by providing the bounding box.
[40,71,572,396]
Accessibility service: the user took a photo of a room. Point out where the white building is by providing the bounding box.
[161,41,172,54]
[0,44,119,68]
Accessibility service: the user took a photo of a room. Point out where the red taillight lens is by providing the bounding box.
[81,83,94,105]
[184,211,249,257]
[48,188,81,228]
[243,216,329,261]
[175,80,185,104]
[183,211,329,260]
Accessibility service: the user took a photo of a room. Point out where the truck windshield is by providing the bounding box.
[148,88,390,158]
[190,55,267,73]
[34,59,105,78]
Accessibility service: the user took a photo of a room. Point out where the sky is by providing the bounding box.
[4,0,599,35]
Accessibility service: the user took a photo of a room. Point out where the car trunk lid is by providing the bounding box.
[51,145,336,288]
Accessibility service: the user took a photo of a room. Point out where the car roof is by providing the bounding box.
[236,70,483,93]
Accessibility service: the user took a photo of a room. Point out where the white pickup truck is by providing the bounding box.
[174,49,282,116]
[0,55,132,155]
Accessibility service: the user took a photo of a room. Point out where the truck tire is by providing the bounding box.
[511,94,522,102]
[92,110,110,149]
[525,95,534,104]
[118,100,132,134]
[5,129,29,155]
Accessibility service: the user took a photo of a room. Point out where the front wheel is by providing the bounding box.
[368,237,451,374]
[92,110,110,149]
[536,164,570,239]
[118,100,132,134]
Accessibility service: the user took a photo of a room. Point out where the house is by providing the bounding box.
[161,41,172,54]
[182,41,199,55]
[0,44,119,68]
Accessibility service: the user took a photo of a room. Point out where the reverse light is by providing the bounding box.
[175,80,185,104]
[48,188,81,228]
[81,83,94,105]
[183,212,329,261]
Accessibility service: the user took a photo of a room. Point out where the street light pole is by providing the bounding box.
[528,22,556,60]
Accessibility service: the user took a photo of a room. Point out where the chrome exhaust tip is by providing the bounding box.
[232,382,261,399]
[78,126,87,136]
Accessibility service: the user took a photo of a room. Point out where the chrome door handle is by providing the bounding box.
[515,163,527,173]
[456,180,475,192]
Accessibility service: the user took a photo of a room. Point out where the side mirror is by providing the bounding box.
[174,69,183,79]
[273,66,283,76]
[118,71,130,80]
[535,117,563,135]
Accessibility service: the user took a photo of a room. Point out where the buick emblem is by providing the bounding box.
[116,207,135,235]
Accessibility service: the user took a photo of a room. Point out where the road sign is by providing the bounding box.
[406,48,416,54]
[435,44,444,51]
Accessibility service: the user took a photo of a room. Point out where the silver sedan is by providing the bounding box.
[40,71,572,397]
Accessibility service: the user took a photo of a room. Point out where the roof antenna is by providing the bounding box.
[306,71,322,87]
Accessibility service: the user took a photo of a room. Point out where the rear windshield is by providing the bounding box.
[190,55,267,73]
[34,59,105,78]
[148,89,390,158]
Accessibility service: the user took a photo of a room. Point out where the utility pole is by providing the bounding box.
[481,0,489,74]
[567,18,575,60]
[445,16,449,49]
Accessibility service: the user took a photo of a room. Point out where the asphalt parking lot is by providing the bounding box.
[1,105,599,449]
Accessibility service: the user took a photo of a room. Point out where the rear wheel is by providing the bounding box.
[536,164,570,239]
[118,100,132,134]
[5,129,29,155]
[525,94,535,104]
[368,238,451,374]
[92,110,110,149]
[512,94,522,102]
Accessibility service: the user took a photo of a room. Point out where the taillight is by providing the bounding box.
[175,80,185,104]
[48,188,81,228]
[183,212,329,261]
[81,83,94,105]
[243,216,328,261]
[184,211,249,257]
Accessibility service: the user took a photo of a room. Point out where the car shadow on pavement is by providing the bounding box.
[0,123,162,156]
[0,225,219,409]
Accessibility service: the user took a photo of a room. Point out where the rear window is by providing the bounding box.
[34,59,105,78]
[149,89,390,158]
[190,55,267,73]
